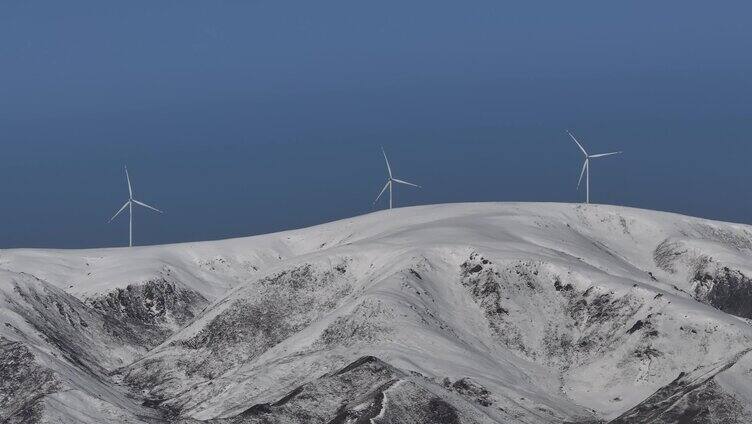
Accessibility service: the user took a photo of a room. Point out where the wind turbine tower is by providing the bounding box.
[566,130,622,204]
[374,147,420,209]
[109,166,163,247]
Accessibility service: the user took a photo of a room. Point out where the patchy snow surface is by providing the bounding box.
[2,202,752,423]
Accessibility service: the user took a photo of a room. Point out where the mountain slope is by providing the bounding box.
[2,202,752,423]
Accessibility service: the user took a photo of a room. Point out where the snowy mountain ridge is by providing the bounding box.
[2,202,752,423]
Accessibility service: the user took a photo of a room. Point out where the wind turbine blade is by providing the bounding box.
[381,146,392,178]
[589,151,622,158]
[132,199,163,213]
[373,180,390,204]
[109,201,130,222]
[566,130,588,156]
[125,166,133,198]
[577,159,588,189]
[392,178,420,188]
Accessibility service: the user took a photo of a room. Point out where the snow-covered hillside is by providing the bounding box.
[2,202,752,423]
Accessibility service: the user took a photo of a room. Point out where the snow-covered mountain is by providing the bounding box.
[2,202,752,423]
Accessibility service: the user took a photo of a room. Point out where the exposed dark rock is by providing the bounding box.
[422,398,461,424]
[6,275,148,371]
[460,253,646,370]
[554,279,574,292]
[203,355,478,424]
[653,240,687,274]
[610,349,752,424]
[459,253,509,319]
[626,320,644,334]
[633,346,662,360]
[450,378,494,407]
[87,278,208,348]
[576,292,636,323]
[124,262,354,398]
[272,386,305,407]
[692,224,752,251]
[468,264,483,274]
[693,267,752,319]
[335,355,381,375]
[0,337,61,423]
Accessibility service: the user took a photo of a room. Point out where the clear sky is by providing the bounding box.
[1,1,751,248]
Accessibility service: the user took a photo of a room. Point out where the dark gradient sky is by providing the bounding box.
[1,1,751,248]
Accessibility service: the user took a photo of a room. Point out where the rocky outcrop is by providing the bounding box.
[206,356,488,424]
[693,266,752,320]
[610,349,752,424]
[86,278,208,348]
[122,261,355,399]
[0,338,61,424]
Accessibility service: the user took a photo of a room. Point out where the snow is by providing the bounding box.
[2,202,752,423]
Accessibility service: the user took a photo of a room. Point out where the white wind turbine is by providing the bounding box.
[109,166,163,247]
[567,130,622,204]
[374,147,420,209]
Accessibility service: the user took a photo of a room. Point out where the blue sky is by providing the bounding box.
[1,1,751,248]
